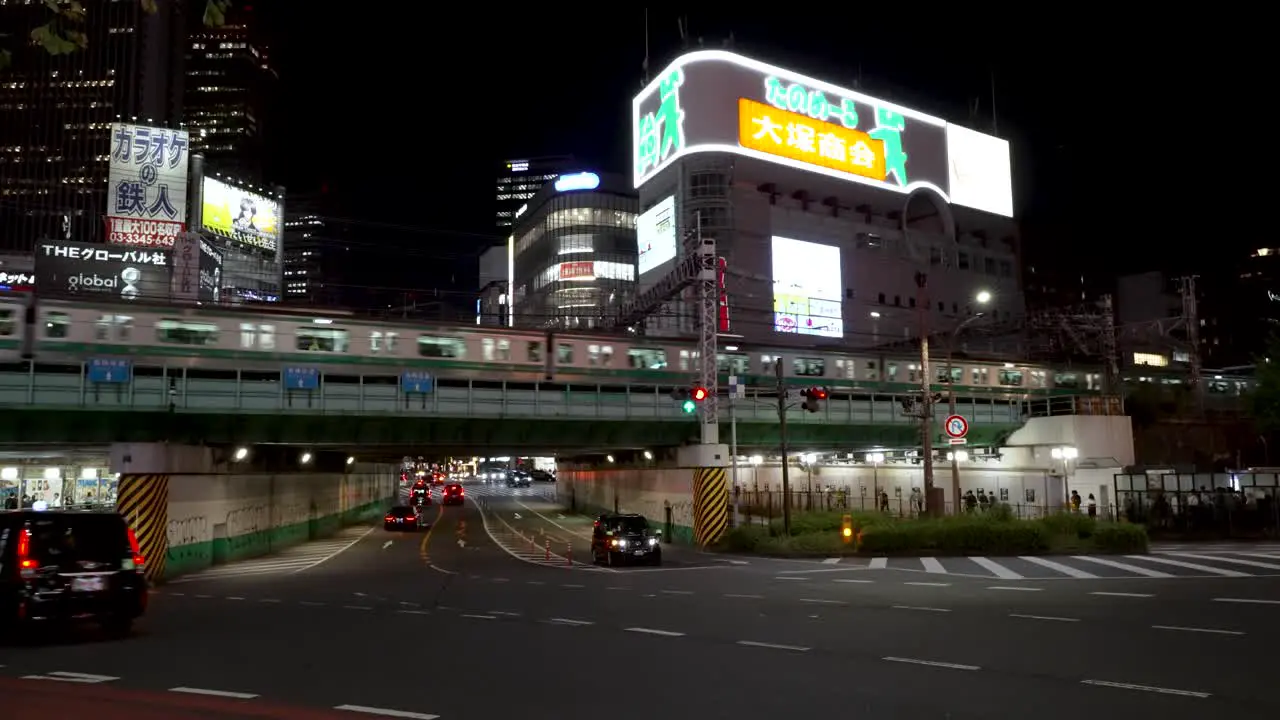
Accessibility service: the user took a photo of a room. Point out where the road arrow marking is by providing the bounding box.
[382,541,393,550]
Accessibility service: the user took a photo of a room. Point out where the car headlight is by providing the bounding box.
[618,539,627,549]
[648,537,658,546]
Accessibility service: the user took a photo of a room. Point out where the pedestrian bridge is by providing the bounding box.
[0,362,1046,450]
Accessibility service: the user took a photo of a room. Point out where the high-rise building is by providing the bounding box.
[495,156,575,228]
[184,5,276,180]
[0,1,187,251]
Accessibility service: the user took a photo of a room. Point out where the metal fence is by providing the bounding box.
[729,488,1100,526]
[1114,472,1280,539]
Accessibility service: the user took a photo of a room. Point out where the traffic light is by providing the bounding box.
[800,387,827,413]
[682,398,696,413]
[691,386,709,402]
[841,513,853,544]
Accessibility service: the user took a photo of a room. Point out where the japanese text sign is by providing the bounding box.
[35,239,171,301]
[171,232,199,302]
[283,367,320,390]
[106,123,189,247]
[632,51,1012,217]
[738,98,886,183]
[200,177,281,253]
[559,261,594,280]
[87,358,132,384]
[400,371,433,394]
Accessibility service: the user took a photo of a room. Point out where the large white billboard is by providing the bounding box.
[771,236,843,338]
[106,123,190,248]
[946,124,1014,218]
[200,177,282,252]
[637,195,676,275]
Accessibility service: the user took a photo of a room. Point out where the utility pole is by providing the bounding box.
[915,271,937,515]
[1179,276,1203,411]
[775,360,791,536]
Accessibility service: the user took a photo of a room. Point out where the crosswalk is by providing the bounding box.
[463,483,557,502]
[169,526,374,583]
[859,550,1280,580]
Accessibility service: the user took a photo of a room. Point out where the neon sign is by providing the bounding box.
[635,68,686,180]
[739,99,885,182]
[554,172,600,192]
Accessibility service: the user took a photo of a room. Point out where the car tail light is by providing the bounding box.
[16,528,38,576]
[127,527,146,569]
[385,514,395,522]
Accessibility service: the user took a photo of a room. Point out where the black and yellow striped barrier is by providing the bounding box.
[116,474,169,583]
[692,467,728,547]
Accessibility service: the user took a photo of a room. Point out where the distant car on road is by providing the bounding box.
[0,509,149,637]
[442,483,465,506]
[384,505,422,531]
[591,513,662,566]
[530,469,555,483]
[506,471,531,488]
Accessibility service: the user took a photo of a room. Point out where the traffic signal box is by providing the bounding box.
[801,387,827,413]
[841,513,854,544]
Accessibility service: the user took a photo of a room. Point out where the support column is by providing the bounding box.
[693,467,728,547]
[116,474,169,583]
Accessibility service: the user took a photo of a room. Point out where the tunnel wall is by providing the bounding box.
[556,467,696,544]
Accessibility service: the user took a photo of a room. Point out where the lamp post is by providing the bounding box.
[945,290,992,513]
[867,452,884,511]
[1051,446,1078,510]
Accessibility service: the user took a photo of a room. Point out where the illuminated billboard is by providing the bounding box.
[200,178,282,252]
[771,236,842,338]
[637,195,677,275]
[633,51,1013,217]
[105,123,190,248]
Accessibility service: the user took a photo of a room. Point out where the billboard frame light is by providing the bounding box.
[632,50,950,203]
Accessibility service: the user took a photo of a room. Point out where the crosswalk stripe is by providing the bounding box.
[920,557,946,573]
[869,557,888,569]
[1171,553,1280,571]
[969,556,1022,579]
[1128,555,1250,577]
[1072,556,1174,577]
[1018,556,1099,579]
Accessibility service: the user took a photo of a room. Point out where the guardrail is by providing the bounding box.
[0,366,1042,426]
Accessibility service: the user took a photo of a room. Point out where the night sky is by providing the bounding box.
[262,11,1255,292]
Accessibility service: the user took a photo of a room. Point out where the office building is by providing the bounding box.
[495,156,575,228]
[184,5,277,180]
[0,0,187,251]
[510,172,638,329]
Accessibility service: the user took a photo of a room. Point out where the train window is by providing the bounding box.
[527,341,543,363]
[761,354,778,376]
[863,361,879,381]
[239,323,276,350]
[937,366,961,383]
[482,338,511,361]
[587,344,613,367]
[1029,370,1047,388]
[556,343,574,364]
[628,348,667,370]
[297,327,350,353]
[416,336,464,358]
[43,312,70,339]
[833,358,855,379]
[998,369,1023,386]
[905,363,919,383]
[95,315,133,342]
[371,331,398,354]
[793,357,825,377]
[1054,372,1081,389]
[885,363,898,381]
[0,308,14,336]
[970,367,990,385]
[1086,373,1102,391]
[679,349,700,371]
[157,319,219,346]
[717,353,748,375]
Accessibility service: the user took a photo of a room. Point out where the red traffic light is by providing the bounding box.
[812,388,827,399]
[691,386,709,402]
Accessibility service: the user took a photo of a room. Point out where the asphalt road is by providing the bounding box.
[3,479,1277,719]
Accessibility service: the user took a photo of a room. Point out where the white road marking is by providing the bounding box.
[883,656,979,671]
[904,581,951,587]
[169,592,185,596]
[489,610,522,617]
[1174,552,1280,571]
[169,687,259,699]
[382,541,393,550]
[295,526,377,574]
[491,578,509,583]
[1081,679,1210,698]
[194,594,213,598]
[562,583,584,589]
[1129,555,1250,577]
[738,640,810,652]
[822,557,841,565]
[1010,613,1080,623]
[334,704,441,719]
[625,627,685,637]
[833,578,875,584]
[22,671,119,683]
[399,601,419,607]
[1152,625,1244,636]
[920,557,947,574]
[869,557,888,569]
[724,593,764,599]
[798,597,845,605]
[892,605,950,613]
[546,617,594,626]
[513,513,522,520]
[428,565,457,575]
[1018,556,1099,578]
[343,605,372,611]
[398,610,430,616]
[969,557,1022,579]
[605,586,628,591]
[226,596,245,601]
[526,580,545,585]
[299,601,325,606]
[461,614,496,620]
[661,589,694,595]
[987,586,1042,592]
[1073,556,1173,577]
[260,598,281,604]
[1089,591,1154,598]
[1213,597,1280,605]
[774,576,808,581]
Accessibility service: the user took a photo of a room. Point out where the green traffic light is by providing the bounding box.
[682,399,696,413]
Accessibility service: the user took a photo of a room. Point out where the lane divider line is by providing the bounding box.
[883,656,979,671]
[1010,614,1080,623]
[1151,625,1244,636]
[1081,679,1210,698]
[738,640,810,652]
[333,704,441,719]
[169,687,259,699]
[625,627,685,637]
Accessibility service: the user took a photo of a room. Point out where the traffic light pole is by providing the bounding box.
[775,361,791,536]
[915,272,938,516]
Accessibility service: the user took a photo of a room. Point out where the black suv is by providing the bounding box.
[591,513,662,566]
[0,510,149,636]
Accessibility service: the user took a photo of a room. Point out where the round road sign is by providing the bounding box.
[944,414,969,439]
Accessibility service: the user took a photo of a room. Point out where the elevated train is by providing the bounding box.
[0,296,1251,401]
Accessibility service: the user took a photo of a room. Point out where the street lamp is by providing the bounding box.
[1051,446,1078,510]
[867,452,884,510]
[945,290,992,512]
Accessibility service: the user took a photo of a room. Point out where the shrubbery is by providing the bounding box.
[720,510,1149,557]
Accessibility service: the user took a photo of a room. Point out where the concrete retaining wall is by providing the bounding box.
[164,466,396,580]
[557,468,696,544]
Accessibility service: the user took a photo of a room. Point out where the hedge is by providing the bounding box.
[721,511,1149,556]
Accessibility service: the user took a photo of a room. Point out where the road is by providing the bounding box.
[3,479,1277,719]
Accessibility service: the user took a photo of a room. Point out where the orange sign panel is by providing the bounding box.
[738,98,886,182]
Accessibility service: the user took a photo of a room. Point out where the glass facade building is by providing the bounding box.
[510,173,638,329]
